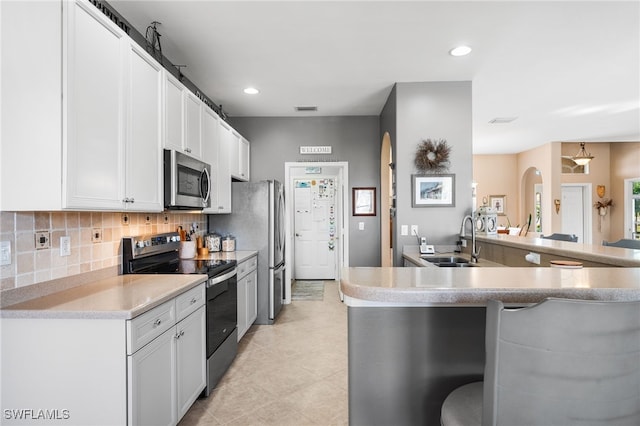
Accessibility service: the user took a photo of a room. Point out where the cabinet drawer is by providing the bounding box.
[237,255,257,279]
[176,283,205,321]
[127,300,176,355]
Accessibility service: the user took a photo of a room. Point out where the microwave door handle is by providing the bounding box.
[201,168,211,203]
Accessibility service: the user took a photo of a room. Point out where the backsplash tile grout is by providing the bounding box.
[0,211,206,292]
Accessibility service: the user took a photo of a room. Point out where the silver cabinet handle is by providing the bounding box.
[185,148,192,153]
[190,297,197,305]
[153,318,162,327]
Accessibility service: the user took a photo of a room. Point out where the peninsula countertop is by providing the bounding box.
[470,234,640,267]
[340,266,640,307]
[0,274,207,320]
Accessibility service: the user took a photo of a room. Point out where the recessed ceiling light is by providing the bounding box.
[449,45,472,57]
[243,87,259,95]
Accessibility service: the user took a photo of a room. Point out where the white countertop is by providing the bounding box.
[341,266,640,307]
[0,250,259,320]
[0,274,207,320]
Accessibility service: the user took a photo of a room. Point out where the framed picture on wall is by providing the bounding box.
[412,174,455,207]
[489,195,506,215]
[353,187,376,216]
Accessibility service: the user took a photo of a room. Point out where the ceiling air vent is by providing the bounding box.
[489,117,518,124]
[295,106,318,112]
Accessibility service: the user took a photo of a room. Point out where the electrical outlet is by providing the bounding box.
[145,215,152,225]
[60,236,71,256]
[0,241,11,266]
[411,225,419,236]
[35,231,50,249]
[92,228,102,243]
[358,222,365,231]
[121,213,130,225]
[163,214,169,224]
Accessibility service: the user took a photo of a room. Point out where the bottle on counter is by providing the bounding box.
[222,234,236,252]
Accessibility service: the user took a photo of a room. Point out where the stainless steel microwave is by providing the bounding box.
[164,149,211,210]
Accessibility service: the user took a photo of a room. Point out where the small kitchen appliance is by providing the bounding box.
[122,232,237,395]
[164,149,211,210]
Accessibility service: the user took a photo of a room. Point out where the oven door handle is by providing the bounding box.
[206,268,237,288]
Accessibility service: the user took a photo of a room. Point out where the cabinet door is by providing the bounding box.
[246,270,258,327]
[238,137,250,181]
[125,42,163,212]
[217,121,233,213]
[164,71,184,152]
[128,328,177,426]
[229,130,242,180]
[176,306,206,420]
[237,274,248,340]
[64,0,125,209]
[202,107,221,214]
[184,92,202,159]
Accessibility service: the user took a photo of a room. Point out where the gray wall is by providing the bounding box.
[229,116,381,267]
[382,82,473,266]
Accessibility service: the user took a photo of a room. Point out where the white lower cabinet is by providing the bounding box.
[127,284,206,425]
[237,255,258,340]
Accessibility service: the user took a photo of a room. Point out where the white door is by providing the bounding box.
[294,178,337,279]
[562,185,585,243]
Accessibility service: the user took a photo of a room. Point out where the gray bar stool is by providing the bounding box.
[441,298,640,426]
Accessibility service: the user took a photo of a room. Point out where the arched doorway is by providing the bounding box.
[380,133,393,266]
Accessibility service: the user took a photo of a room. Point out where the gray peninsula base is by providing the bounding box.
[348,306,486,425]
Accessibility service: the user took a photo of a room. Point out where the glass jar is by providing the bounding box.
[222,235,236,252]
[205,233,222,252]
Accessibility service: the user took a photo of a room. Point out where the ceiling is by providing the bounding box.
[110,1,640,154]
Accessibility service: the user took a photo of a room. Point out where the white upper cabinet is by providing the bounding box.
[229,130,250,182]
[0,0,163,211]
[164,72,185,154]
[214,120,234,213]
[63,0,126,209]
[184,91,203,159]
[0,0,63,211]
[239,137,251,182]
[124,42,164,212]
[164,72,203,160]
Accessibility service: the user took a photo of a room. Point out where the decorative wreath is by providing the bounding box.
[415,139,451,173]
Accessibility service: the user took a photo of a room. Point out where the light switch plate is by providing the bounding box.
[358,222,364,230]
[0,241,11,266]
[60,236,71,257]
[401,225,408,236]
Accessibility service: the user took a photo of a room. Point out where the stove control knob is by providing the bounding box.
[172,236,180,242]
[136,241,145,249]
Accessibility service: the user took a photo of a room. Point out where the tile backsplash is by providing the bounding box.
[0,211,206,291]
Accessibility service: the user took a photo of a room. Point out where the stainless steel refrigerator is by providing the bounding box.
[208,180,285,324]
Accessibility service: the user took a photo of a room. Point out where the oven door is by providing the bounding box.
[206,268,237,357]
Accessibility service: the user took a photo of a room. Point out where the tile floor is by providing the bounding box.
[179,281,348,425]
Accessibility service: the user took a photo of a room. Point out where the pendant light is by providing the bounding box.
[572,142,594,166]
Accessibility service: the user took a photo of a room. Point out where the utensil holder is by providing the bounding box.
[179,241,196,259]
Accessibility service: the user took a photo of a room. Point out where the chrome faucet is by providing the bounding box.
[460,215,481,263]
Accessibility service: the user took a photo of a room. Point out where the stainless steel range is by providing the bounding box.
[122,232,237,396]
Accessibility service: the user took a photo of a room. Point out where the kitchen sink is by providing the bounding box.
[420,256,476,267]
